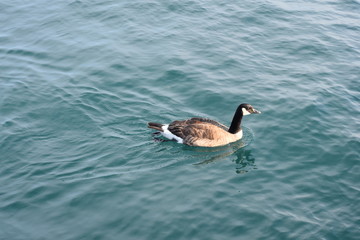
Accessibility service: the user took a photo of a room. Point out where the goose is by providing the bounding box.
[148,103,260,147]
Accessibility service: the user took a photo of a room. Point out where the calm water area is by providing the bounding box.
[0,0,359,239]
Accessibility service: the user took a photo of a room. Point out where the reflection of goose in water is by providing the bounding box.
[234,149,256,174]
[191,128,257,174]
[148,103,261,147]
[194,145,256,174]
[193,140,247,165]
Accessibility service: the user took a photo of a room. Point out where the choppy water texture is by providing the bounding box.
[1,0,360,239]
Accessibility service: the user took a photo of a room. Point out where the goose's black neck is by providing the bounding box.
[228,105,243,134]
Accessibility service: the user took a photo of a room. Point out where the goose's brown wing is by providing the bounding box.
[168,118,233,147]
[189,118,228,131]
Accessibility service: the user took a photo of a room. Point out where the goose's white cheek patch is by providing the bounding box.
[242,108,251,116]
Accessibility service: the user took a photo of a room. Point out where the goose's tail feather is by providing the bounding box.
[147,122,164,131]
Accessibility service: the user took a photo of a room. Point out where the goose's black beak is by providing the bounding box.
[252,108,261,114]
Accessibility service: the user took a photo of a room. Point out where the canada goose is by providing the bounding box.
[148,103,260,147]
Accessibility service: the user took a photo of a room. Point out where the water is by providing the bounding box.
[1,0,359,239]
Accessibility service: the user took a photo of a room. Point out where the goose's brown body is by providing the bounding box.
[167,118,241,147]
[148,103,260,147]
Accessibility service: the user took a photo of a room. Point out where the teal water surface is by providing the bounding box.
[1,0,359,239]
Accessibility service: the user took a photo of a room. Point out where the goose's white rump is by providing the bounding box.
[161,124,183,144]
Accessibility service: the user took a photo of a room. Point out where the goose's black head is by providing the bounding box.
[239,103,261,115]
[228,103,261,134]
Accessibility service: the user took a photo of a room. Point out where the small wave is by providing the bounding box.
[55,126,257,182]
